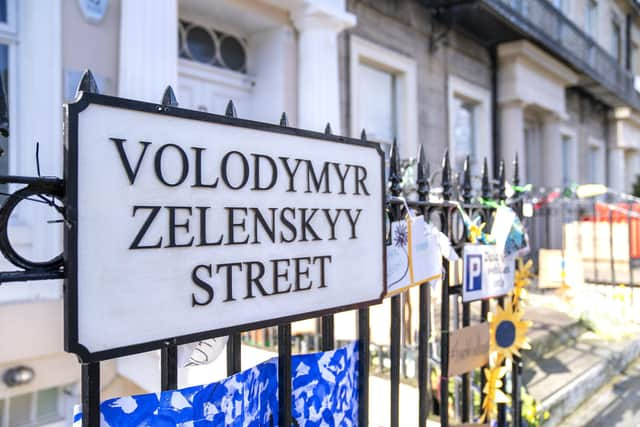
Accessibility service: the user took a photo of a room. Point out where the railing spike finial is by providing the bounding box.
[161,86,178,107]
[462,155,472,203]
[279,112,288,127]
[389,138,402,196]
[497,159,506,201]
[75,69,99,97]
[324,122,332,135]
[441,149,452,200]
[481,157,491,199]
[225,100,237,118]
[416,144,430,200]
[513,153,520,187]
[360,128,367,143]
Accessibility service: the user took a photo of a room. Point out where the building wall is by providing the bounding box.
[341,0,491,169]
[62,0,121,98]
[565,89,610,185]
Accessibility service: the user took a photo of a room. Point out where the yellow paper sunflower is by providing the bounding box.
[480,365,510,422]
[513,259,533,310]
[489,301,532,362]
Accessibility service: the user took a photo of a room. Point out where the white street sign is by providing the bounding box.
[64,94,386,361]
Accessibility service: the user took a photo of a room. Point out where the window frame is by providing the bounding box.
[177,10,251,79]
[451,96,477,173]
[560,127,577,186]
[587,137,605,184]
[0,0,17,187]
[585,0,598,39]
[0,387,64,427]
[611,19,622,64]
[349,36,417,160]
[447,76,492,176]
[0,0,17,36]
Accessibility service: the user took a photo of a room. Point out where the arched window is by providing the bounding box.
[178,20,247,74]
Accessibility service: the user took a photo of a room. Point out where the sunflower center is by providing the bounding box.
[496,320,516,348]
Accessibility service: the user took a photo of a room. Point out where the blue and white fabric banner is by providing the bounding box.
[73,341,358,426]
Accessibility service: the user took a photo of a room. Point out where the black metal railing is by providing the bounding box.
[0,69,530,427]
[529,189,640,289]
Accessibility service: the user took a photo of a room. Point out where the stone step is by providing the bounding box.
[523,332,640,427]
[560,355,640,427]
[524,305,587,358]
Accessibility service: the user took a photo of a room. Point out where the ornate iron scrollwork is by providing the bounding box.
[0,175,65,284]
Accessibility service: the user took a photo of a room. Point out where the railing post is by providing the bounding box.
[278,323,292,427]
[417,145,431,426]
[277,111,292,427]
[511,155,522,427]
[358,129,370,427]
[223,100,243,378]
[160,344,178,391]
[461,156,472,423]
[389,139,402,427]
[480,158,491,399]
[628,202,635,289]
[593,198,599,283]
[81,362,100,427]
[495,160,507,427]
[321,123,335,351]
[160,86,179,392]
[610,206,616,285]
[440,150,452,427]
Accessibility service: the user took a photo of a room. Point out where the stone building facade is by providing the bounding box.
[2,0,640,425]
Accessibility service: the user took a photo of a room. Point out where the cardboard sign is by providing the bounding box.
[462,245,515,302]
[537,249,583,289]
[448,323,490,376]
[64,93,385,362]
[386,216,441,296]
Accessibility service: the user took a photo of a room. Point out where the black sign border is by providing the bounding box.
[64,92,387,363]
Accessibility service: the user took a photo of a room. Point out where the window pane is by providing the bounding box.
[588,147,598,183]
[586,1,597,37]
[8,393,32,427]
[358,63,396,143]
[612,22,621,63]
[562,136,570,186]
[36,388,59,420]
[0,0,6,23]
[453,98,475,172]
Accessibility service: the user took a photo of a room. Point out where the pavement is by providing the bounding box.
[562,357,640,427]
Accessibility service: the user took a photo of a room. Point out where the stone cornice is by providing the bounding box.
[498,40,578,86]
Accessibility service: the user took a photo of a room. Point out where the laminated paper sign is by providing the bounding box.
[462,245,515,302]
[386,215,441,296]
[491,206,529,258]
[448,323,490,377]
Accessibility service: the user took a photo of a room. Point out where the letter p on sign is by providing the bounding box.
[466,254,482,292]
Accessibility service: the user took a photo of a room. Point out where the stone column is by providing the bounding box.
[541,113,563,189]
[248,27,297,123]
[499,100,524,180]
[118,0,178,102]
[292,4,355,132]
[609,147,626,192]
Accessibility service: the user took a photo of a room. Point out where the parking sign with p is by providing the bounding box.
[462,244,514,302]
